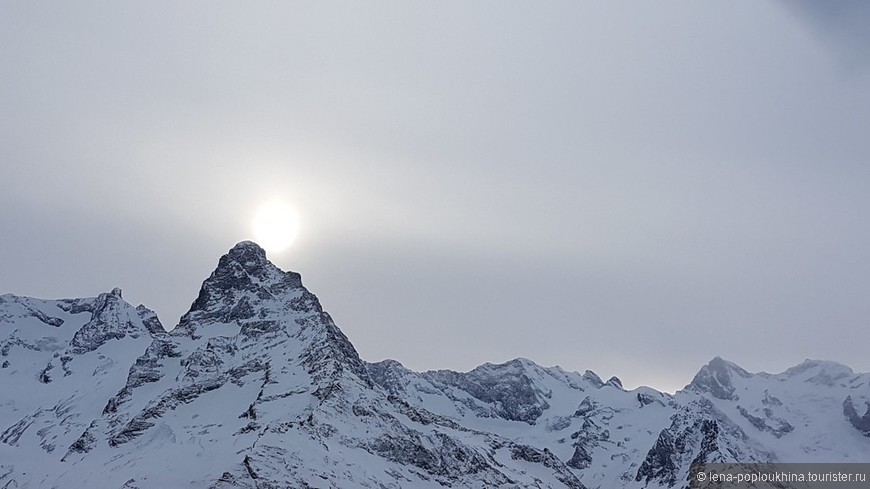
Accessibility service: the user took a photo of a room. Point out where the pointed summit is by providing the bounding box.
[204,241,301,293]
[215,241,288,282]
[225,240,268,265]
[174,242,307,336]
[687,356,751,400]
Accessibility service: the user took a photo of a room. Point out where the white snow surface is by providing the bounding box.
[1,242,869,488]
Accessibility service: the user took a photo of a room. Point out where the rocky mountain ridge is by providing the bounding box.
[1,242,868,488]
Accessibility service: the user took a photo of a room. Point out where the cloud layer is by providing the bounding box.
[2,1,869,391]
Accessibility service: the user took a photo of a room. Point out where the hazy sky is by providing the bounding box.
[2,1,869,392]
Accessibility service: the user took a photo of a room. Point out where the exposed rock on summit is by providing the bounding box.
[687,356,751,401]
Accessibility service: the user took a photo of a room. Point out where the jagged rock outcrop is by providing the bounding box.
[844,396,870,436]
[422,359,552,424]
[636,398,772,488]
[687,357,751,401]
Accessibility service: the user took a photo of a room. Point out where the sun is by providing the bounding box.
[252,200,299,252]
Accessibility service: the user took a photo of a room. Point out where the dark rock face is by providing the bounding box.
[136,306,166,336]
[636,428,679,487]
[28,305,64,328]
[738,405,767,431]
[368,429,494,481]
[0,416,34,446]
[101,338,182,416]
[172,242,311,342]
[638,392,663,407]
[182,242,302,321]
[300,312,372,391]
[509,444,587,489]
[636,419,725,488]
[424,360,550,424]
[0,295,64,328]
[66,291,149,354]
[567,396,613,472]
[690,419,721,465]
[636,397,773,488]
[65,422,97,457]
[582,370,604,388]
[737,405,794,438]
[566,443,593,470]
[574,396,596,417]
[762,390,783,406]
[844,396,870,436]
[38,362,54,383]
[366,359,409,395]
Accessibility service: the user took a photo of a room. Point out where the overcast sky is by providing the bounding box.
[2,1,869,392]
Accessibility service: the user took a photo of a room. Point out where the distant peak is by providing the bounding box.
[788,358,851,372]
[506,357,538,368]
[687,357,751,400]
[706,356,751,376]
[583,370,604,388]
[781,359,854,385]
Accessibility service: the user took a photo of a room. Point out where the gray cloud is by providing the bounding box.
[781,0,870,70]
[2,1,869,392]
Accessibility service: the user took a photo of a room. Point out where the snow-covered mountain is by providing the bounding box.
[1,242,868,488]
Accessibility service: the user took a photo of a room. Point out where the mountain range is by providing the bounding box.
[2,241,868,488]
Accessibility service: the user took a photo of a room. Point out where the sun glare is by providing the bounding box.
[253,201,299,252]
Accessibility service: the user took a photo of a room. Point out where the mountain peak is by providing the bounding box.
[781,358,855,386]
[227,240,267,259]
[208,241,301,290]
[686,356,751,400]
[784,358,852,374]
[175,242,304,334]
[220,241,272,275]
